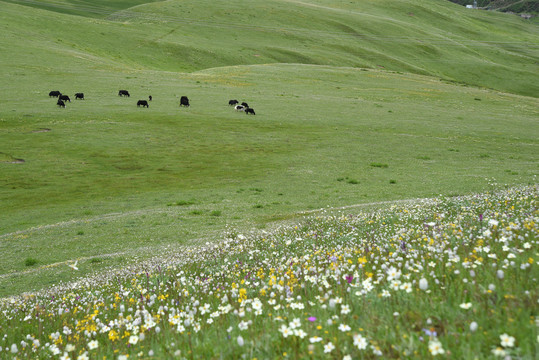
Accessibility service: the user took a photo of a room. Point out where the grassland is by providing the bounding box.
[0,0,538,298]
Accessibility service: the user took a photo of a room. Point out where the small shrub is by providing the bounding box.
[389,179,397,184]
[210,210,222,217]
[347,179,359,184]
[76,231,84,236]
[90,258,102,264]
[168,200,195,207]
[370,162,389,168]
[24,258,38,267]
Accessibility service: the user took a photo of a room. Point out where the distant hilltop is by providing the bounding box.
[448,0,538,15]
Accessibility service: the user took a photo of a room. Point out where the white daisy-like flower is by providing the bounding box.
[324,342,335,353]
[428,339,445,356]
[500,333,515,348]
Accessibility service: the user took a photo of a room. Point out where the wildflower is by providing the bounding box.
[470,322,478,332]
[459,302,472,309]
[381,289,391,297]
[338,324,351,332]
[118,355,128,360]
[309,336,323,343]
[11,344,18,354]
[428,339,445,356]
[497,270,504,279]
[343,355,352,360]
[128,335,138,345]
[87,340,98,350]
[60,353,71,360]
[419,278,428,290]
[294,329,307,339]
[400,282,412,293]
[500,333,515,347]
[491,347,506,357]
[341,304,351,314]
[238,321,249,330]
[66,344,76,353]
[324,342,335,353]
[237,335,244,347]
[289,318,301,329]
[307,316,316,322]
[353,333,368,350]
[77,353,89,360]
[279,325,292,338]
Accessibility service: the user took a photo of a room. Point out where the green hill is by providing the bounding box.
[0,0,537,296]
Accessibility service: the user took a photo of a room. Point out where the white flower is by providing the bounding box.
[324,342,335,353]
[77,352,89,360]
[65,344,76,353]
[428,339,445,356]
[353,334,368,350]
[294,329,307,339]
[497,270,504,279]
[419,278,428,290]
[60,353,71,360]
[128,335,138,345]
[309,336,323,343]
[338,324,351,332]
[238,321,249,331]
[50,344,61,355]
[470,322,478,332]
[237,335,244,347]
[341,304,351,314]
[381,289,391,297]
[491,347,506,357]
[459,302,472,309]
[11,344,18,354]
[279,325,291,338]
[400,282,412,293]
[87,340,98,350]
[500,333,515,347]
[343,356,352,360]
[386,267,401,281]
[289,318,301,329]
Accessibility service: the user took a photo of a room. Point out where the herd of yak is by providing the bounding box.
[48,90,256,115]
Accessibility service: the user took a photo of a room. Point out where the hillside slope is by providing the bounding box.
[1,0,538,96]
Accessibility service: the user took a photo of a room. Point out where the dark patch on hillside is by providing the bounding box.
[3,0,163,19]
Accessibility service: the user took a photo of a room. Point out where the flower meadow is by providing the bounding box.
[1,186,538,359]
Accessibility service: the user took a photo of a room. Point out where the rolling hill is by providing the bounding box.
[0,0,537,296]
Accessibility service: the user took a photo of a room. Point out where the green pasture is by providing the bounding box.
[0,0,538,296]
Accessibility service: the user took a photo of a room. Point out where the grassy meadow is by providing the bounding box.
[0,0,538,356]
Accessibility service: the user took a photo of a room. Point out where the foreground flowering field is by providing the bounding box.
[1,186,538,359]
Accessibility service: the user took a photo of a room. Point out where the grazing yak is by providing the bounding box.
[137,100,149,108]
[118,90,130,97]
[180,96,190,107]
[75,93,84,100]
[149,95,152,101]
[245,108,255,115]
[229,99,239,106]
[59,94,71,102]
[241,102,249,108]
[234,104,245,111]
[49,91,61,97]
[57,100,65,108]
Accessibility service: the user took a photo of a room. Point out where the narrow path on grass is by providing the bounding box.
[0,197,425,282]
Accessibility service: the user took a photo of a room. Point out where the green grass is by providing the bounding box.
[0,187,536,358]
[0,0,538,297]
